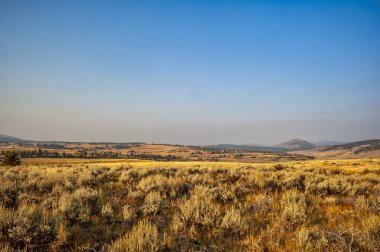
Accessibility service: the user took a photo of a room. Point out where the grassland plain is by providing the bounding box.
[0,159,379,251]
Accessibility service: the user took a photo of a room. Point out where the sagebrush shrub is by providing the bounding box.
[179,196,222,229]
[122,205,137,223]
[0,181,19,208]
[360,215,380,251]
[296,226,328,250]
[220,207,247,236]
[108,219,160,251]
[58,188,100,223]
[0,205,58,250]
[250,193,272,214]
[281,189,308,225]
[355,195,370,211]
[0,242,16,252]
[142,191,165,215]
[101,203,114,219]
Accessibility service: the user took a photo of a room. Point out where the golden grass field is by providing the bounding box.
[0,158,379,251]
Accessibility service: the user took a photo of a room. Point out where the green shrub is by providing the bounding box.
[1,152,21,166]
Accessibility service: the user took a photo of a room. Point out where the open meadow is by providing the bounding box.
[0,158,379,251]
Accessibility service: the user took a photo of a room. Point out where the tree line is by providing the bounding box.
[1,149,186,161]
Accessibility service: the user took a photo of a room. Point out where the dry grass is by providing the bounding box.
[0,158,379,251]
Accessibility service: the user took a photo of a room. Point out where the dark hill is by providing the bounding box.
[0,134,25,143]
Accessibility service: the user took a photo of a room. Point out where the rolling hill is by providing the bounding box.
[292,139,380,159]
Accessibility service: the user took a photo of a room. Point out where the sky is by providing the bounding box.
[1,0,380,145]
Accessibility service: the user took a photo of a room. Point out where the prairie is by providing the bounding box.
[0,159,379,251]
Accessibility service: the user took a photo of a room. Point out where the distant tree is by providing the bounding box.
[2,151,21,166]
[38,148,43,157]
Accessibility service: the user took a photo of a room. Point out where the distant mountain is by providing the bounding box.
[292,139,380,159]
[314,140,347,147]
[0,134,25,143]
[205,144,287,153]
[276,139,316,150]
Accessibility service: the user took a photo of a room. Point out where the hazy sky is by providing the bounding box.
[1,0,379,145]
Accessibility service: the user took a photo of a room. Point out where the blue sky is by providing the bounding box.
[1,0,379,145]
